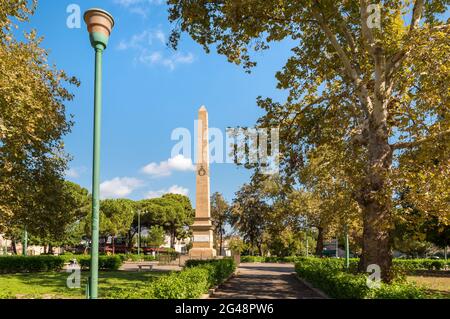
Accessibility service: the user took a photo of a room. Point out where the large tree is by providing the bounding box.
[0,0,79,235]
[231,178,271,255]
[139,195,194,248]
[168,0,449,281]
[100,199,135,254]
[210,192,231,255]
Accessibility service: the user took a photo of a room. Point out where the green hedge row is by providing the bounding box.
[103,258,236,299]
[116,254,156,262]
[241,255,448,271]
[76,255,123,271]
[393,259,448,271]
[295,258,428,299]
[0,255,123,273]
[0,256,65,273]
[240,256,301,263]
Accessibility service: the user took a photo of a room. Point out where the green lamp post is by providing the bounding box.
[137,210,141,256]
[345,224,350,270]
[22,228,27,256]
[84,8,115,299]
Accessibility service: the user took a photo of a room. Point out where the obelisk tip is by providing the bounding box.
[199,105,207,112]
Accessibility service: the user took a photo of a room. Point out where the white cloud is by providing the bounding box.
[141,155,195,178]
[65,166,87,179]
[100,177,144,199]
[146,185,189,199]
[114,0,163,8]
[114,0,164,17]
[117,29,166,51]
[117,29,194,70]
[138,50,194,70]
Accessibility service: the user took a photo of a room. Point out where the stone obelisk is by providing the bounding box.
[189,106,216,259]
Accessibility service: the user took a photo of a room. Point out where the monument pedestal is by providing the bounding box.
[189,217,216,259]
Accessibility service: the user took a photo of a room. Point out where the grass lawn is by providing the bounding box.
[407,274,450,298]
[0,271,163,299]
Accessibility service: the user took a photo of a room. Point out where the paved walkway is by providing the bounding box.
[212,263,324,299]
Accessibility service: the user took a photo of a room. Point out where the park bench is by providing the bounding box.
[137,264,154,272]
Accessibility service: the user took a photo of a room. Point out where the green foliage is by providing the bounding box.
[116,254,156,262]
[0,0,79,236]
[151,267,210,299]
[185,259,236,286]
[295,258,428,299]
[393,259,448,272]
[210,192,231,252]
[142,226,165,247]
[137,195,194,248]
[0,256,65,273]
[76,255,123,271]
[240,256,266,263]
[104,259,236,299]
[168,0,450,282]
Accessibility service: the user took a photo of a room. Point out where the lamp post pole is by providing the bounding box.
[345,224,350,270]
[335,235,339,258]
[138,210,141,256]
[305,216,308,257]
[84,8,114,299]
[22,227,27,256]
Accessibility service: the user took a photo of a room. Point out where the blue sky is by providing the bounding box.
[24,0,292,205]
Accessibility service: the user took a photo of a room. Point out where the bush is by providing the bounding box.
[116,254,156,262]
[393,259,448,272]
[0,256,65,273]
[77,255,122,271]
[295,257,427,299]
[104,258,236,299]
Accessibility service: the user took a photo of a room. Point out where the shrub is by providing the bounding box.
[104,258,236,299]
[116,254,156,262]
[393,259,447,272]
[0,256,65,273]
[150,267,211,299]
[77,255,122,271]
[295,257,427,299]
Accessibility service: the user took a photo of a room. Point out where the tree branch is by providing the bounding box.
[410,0,425,32]
[392,130,450,150]
[386,0,425,78]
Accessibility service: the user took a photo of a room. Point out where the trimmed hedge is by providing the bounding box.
[240,256,300,263]
[76,255,123,271]
[116,254,156,262]
[295,257,428,299]
[103,258,236,299]
[241,255,448,272]
[0,256,65,273]
[393,259,448,271]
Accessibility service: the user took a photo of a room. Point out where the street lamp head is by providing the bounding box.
[84,8,115,50]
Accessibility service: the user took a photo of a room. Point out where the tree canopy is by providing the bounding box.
[169,0,450,281]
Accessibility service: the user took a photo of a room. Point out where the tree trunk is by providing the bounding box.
[12,240,17,255]
[358,118,394,282]
[315,227,324,256]
[170,230,176,249]
[48,244,53,255]
[219,231,223,256]
[112,236,115,255]
[257,243,263,256]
